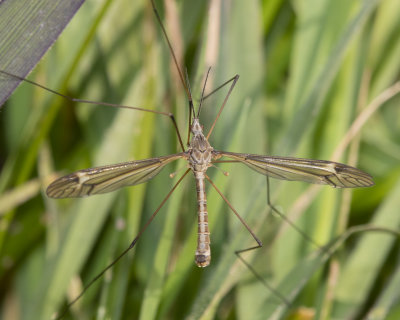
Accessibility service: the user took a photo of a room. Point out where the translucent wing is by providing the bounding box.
[47,153,186,198]
[214,151,374,188]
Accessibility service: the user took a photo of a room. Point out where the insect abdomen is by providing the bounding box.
[194,172,211,267]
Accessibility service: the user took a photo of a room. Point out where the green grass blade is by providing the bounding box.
[0,0,85,106]
[1,0,399,319]
[333,177,400,319]
[366,260,400,320]
[279,0,381,155]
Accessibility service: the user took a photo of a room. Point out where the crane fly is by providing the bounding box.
[1,0,375,316]
[47,110,374,267]
[42,0,374,268]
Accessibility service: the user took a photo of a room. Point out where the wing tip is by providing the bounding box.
[333,168,375,188]
[46,174,81,198]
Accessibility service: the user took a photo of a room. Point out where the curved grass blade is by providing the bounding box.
[366,260,400,320]
[253,225,400,320]
[278,0,381,155]
[332,177,400,319]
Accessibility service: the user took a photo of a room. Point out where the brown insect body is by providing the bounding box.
[187,118,217,267]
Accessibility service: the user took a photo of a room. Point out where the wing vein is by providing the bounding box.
[213,150,374,188]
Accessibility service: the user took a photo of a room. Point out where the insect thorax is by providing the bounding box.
[188,133,213,173]
[187,119,213,173]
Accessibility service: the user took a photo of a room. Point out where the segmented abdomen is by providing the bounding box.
[194,171,211,267]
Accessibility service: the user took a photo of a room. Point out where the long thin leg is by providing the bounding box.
[150,0,190,100]
[184,68,195,146]
[205,174,261,246]
[212,160,322,249]
[265,176,322,250]
[235,254,291,306]
[188,73,238,144]
[204,174,291,306]
[206,75,239,140]
[196,67,212,118]
[55,169,190,320]
[150,0,240,144]
[149,1,196,150]
[203,75,240,101]
[209,165,325,306]
[0,70,186,152]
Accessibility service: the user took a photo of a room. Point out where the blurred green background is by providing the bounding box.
[0,0,399,319]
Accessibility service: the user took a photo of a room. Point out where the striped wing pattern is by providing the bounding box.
[214,151,374,188]
[46,153,185,198]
